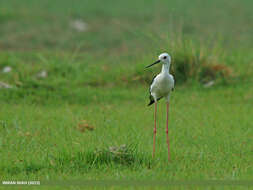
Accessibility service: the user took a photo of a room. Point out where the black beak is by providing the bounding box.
[145,60,160,68]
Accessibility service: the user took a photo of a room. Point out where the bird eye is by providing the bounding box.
[164,56,167,59]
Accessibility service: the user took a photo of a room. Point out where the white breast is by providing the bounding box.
[150,73,174,98]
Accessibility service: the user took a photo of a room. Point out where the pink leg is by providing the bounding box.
[152,102,157,158]
[166,102,170,161]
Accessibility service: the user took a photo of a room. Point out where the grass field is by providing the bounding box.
[0,0,253,189]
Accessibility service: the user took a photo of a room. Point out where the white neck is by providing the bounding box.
[161,63,170,73]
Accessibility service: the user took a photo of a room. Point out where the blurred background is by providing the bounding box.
[0,0,252,104]
[1,0,253,52]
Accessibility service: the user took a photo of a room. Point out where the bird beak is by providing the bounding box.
[145,60,161,68]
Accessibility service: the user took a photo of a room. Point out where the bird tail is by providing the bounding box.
[147,96,162,106]
[147,95,155,106]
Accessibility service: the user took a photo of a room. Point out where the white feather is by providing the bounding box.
[149,53,174,103]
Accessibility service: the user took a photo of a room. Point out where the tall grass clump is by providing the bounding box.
[169,38,233,84]
[131,36,233,86]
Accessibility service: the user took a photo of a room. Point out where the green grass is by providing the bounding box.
[1,85,253,179]
[0,0,253,189]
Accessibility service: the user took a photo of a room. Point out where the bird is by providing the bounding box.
[146,52,174,161]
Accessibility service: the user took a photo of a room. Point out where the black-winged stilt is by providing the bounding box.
[146,53,174,161]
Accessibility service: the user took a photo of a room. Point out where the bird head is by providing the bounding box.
[146,53,171,68]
